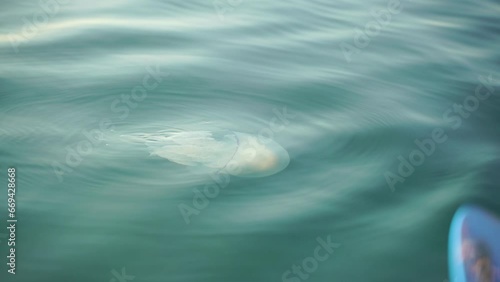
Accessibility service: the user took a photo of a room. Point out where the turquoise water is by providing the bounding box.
[1,0,500,281]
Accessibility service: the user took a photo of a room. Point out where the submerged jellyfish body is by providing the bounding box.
[126,130,290,177]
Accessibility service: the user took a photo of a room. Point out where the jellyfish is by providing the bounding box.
[122,130,290,177]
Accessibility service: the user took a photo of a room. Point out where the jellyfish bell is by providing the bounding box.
[225,132,290,177]
[123,130,290,178]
